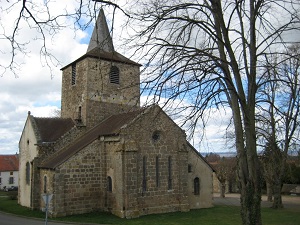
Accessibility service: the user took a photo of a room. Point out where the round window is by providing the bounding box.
[152,131,160,142]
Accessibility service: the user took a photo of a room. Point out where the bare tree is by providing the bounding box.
[215,157,237,198]
[258,45,300,208]
[51,108,61,118]
[125,1,300,224]
[0,0,126,77]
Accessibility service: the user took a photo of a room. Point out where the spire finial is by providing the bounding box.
[87,9,114,53]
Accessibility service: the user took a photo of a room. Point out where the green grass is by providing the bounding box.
[0,191,299,225]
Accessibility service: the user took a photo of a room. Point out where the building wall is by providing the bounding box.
[61,59,88,123]
[0,171,18,190]
[187,149,213,209]
[116,106,190,218]
[61,57,140,128]
[48,140,103,217]
[18,117,39,208]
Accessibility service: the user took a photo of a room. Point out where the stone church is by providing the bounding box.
[18,9,214,218]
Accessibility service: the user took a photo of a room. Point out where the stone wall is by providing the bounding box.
[187,148,213,209]
[49,140,103,217]
[61,57,140,129]
[117,106,190,218]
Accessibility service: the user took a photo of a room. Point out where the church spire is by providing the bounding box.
[87,8,114,53]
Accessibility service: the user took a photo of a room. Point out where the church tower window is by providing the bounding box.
[71,63,76,85]
[109,66,119,84]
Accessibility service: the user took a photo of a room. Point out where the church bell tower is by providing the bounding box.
[60,9,141,128]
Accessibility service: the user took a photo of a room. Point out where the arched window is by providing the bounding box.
[194,177,200,195]
[107,176,112,192]
[26,162,30,185]
[168,156,172,190]
[142,156,147,192]
[44,176,47,193]
[109,66,120,84]
[156,156,159,187]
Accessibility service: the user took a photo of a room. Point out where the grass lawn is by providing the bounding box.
[0,191,299,225]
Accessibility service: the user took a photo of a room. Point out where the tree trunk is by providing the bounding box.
[239,181,262,225]
[272,180,283,208]
[220,183,226,198]
[266,181,273,202]
[230,94,262,225]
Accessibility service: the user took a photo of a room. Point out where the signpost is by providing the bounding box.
[42,194,53,225]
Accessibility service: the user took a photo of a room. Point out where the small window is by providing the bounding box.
[71,63,76,85]
[9,177,14,184]
[44,176,47,193]
[27,139,30,145]
[194,177,200,195]
[109,66,120,84]
[77,106,82,121]
[10,172,13,175]
[26,162,30,185]
[152,131,160,142]
[188,164,192,173]
[107,176,112,192]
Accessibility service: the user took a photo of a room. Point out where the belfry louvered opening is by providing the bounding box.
[71,63,76,85]
[109,66,120,84]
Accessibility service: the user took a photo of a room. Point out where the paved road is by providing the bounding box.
[213,193,300,210]
[0,211,75,225]
[1,194,298,225]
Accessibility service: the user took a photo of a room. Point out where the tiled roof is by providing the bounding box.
[32,117,75,143]
[39,110,143,169]
[0,155,19,172]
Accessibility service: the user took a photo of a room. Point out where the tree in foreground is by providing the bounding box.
[125,1,300,224]
[2,0,300,224]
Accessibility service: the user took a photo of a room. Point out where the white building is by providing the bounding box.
[0,154,19,190]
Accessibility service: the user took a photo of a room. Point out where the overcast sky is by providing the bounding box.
[0,1,232,155]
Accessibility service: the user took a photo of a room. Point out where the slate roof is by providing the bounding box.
[32,117,75,143]
[86,8,114,53]
[61,48,141,70]
[39,109,143,169]
[61,9,140,70]
[0,155,19,172]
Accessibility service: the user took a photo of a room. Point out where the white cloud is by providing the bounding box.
[0,1,87,155]
[0,1,235,156]
[140,95,233,154]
